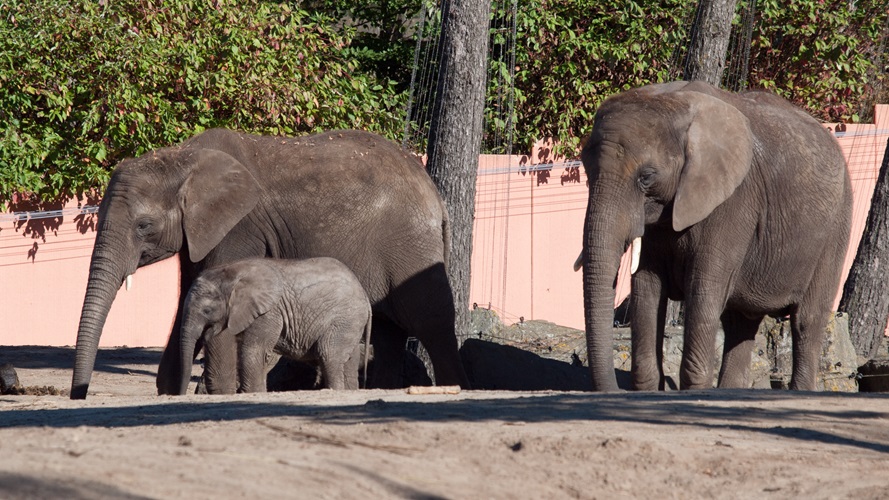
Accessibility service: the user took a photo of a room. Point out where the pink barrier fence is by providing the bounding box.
[1,105,887,346]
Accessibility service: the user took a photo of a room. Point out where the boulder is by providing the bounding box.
[857,360,889,392]
[0,363,22,395]
[466,308,857,392]
[464,309,632,390]
[761,313,858,392]
[460,338,593,391]
[857,333,889,392]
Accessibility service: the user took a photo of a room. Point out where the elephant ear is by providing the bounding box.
[179,149,261,263]
[225,263,284,336]
[671,91,754,232]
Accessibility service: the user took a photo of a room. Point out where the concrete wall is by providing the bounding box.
[0,201,179,346]
[2,104,887,346]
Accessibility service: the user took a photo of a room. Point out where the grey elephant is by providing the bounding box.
[179,257,371,393]
[577,81,852,391]
[71,128,469,399]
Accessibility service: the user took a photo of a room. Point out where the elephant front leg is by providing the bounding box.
[679,290,726,390]
[718,310,763,388]
[203,334,239,394]
[157,307,194,395]
[630,270,668,391]
[237,314,283,393]
[158,264,197,395]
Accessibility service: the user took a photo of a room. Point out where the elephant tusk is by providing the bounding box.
[630,237,642,274]
[573,251,583,272]
[125,274,133,291]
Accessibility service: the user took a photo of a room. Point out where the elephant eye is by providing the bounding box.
[135,219,154,234]
[637,168,656,191]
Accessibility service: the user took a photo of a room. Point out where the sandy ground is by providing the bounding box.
[1,346,889,499]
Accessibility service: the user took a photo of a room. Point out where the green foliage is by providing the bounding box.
[2,0,885,200]
[750,0,887,123]
[511,0,887,156]
[301,0,427,91]
[509,0,694,156]
[0,0,406,201]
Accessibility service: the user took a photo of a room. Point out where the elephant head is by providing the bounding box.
[579,81,754,391]
[71,144,262,399]
[178,263,284,395]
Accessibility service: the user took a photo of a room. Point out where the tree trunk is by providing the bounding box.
[426,0,491,342]
[840,139,889,361]
[683,0,740,85]
[663,0,739,326]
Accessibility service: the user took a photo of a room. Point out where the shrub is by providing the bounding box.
[0,0,406,202]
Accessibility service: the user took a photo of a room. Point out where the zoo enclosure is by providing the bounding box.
[1,105,887,346]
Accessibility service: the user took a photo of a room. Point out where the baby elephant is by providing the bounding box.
[178,257,371,394]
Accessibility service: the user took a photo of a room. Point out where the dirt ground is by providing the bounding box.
[1,346,889,499]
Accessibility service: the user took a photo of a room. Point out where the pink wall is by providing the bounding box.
[0,202,179,346]
[469,105,889,329]
[832,108,889,308]
[468,154,633,328]
[1,104,887,346]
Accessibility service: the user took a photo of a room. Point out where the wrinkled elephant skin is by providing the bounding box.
[71,129,469,399]
[179,257,372,394]
[579,81,852,391]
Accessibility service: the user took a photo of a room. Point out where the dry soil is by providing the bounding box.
[1,346,888,499]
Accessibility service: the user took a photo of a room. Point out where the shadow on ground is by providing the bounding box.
[0,346,161,379]
[2,390,889,455]
[0,471,152,500]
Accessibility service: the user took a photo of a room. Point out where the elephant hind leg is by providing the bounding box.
[718,310,763,389]
[319,359,347,390]
[788,309,828,391]
[789,236,849,391]
[387,263,469,388]
[342,344,362,390]
[366,316,409,389]
[789,284,836,391]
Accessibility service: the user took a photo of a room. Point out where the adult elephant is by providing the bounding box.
[70,128,469,399]
[578,81,851,392]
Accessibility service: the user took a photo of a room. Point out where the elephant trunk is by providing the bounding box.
[178,309,203,395]
[582,193,632,392]
[71,230,134,399]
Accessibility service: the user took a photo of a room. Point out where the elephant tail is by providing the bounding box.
[362,307,372,390]
[441,208,451,271]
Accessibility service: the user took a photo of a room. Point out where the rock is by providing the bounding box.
[465,310,633,390]
[762,313,858,392]
[462,338,620,391]
[857,333,889,392]
[0,363,22,395]
[466,308,855,391]
[857,360,889,392]
[469,307,504,339]
[469,309,588,364]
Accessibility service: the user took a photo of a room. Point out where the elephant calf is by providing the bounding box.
[178,257,371,394]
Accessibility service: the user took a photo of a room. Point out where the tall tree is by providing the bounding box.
[840,139,889,361]
[665,0,739,325]
[683,0,740,85]
[426,0,492,342]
